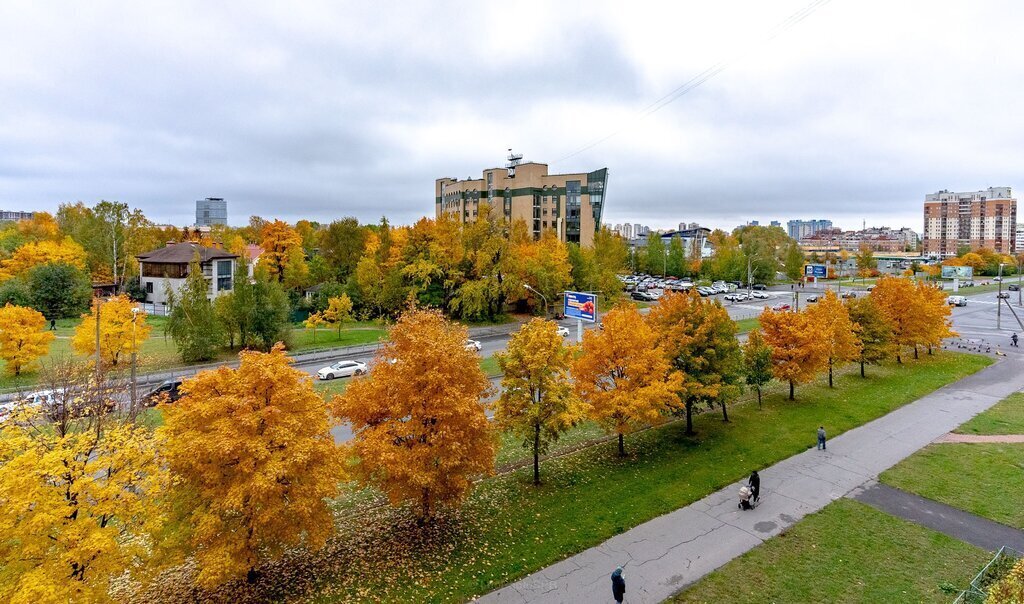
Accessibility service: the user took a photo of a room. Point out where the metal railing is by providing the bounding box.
[953,546,1022,603]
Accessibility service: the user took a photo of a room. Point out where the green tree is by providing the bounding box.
[855,244,877,277]
[27,262,93,319]
[742,328,773,408]
[644,232,666,276]
[166,257,224,362]
[783,242,805,281]
[318,217,367,282]
[0,278,33,308]
[666,235,686,277]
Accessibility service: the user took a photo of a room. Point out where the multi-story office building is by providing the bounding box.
[0,210,35,221]
[923,187,1017,257]
[195,197,227,227]
[787,219,833,240]
[435,159,608,246]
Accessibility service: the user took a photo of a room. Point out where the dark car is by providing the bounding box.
[751,284,768,290]
[997,292,1010,299]
[805,295,819,303]
[1009,284,1020,292]
[841,291,857,299]
[143,379,183,406]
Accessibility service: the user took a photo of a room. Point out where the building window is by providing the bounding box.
[565,180,581,243]
[216,260,233,291]
[145,281,154,294]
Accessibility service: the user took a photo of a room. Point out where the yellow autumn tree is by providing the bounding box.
[304,310,325,343]
[804,291,862,387]
[333,308,494,519]
[71,296,151,368]
[258,219,303,283]
[870,276,930,362]
[323,293,353,337]
[916,280,956,355]
[495,318,584,485]
[16,211,61,241]
[0,237,88,281]
[573,304,681,456]
[759,307,828,400]
[160,344,343,587]
[0,407,165,603]
[0,304,54,376]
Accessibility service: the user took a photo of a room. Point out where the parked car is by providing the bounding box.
[317,360,368,380]
[464,339,482,351]
[750,290,770,299]
[771,303,791,311]
[143,379,182,406]
[556,326,570,337]
[947,295,967,307]
[841,291,857,299]
[751,284,768,290]
[1009,284,1020,291]
[725,293,749,302]
[805,295,819,303]
[631,291,655,301]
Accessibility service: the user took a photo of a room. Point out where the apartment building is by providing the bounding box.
[787,219,833,240]
[800,226,918,253]
[436,159,608,246]
[195,197,227,227]
[923,187,1017,257]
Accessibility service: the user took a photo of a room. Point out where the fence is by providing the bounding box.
[953,546,1022,603]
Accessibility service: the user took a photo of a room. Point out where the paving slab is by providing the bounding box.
[477,357,1024,604]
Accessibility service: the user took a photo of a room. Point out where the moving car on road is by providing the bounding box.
[805,295,819,303]
[997,292,1010,299]
[555,326,570,337]
[750,290,769,299]
[1009,284,1020,291]
[464,339,482,351]
[947,295,967,307]
[751,284,768,290]
[317,360,368,380]
[841,291,857,299]
[772,303,791,311]
[143,379,183,406]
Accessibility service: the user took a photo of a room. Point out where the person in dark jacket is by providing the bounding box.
[748,470,760,503]
[611,567,625,603]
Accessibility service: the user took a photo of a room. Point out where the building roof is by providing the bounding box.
[136,242,238,264]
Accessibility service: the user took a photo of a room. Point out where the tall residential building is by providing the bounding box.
[195,197,227,227]
[923,187,1017,257]
[787,219,833,240]
[0,210,35,221]
[620,223,633,239]
[1017,223,1024,254]
[435,158,608,246]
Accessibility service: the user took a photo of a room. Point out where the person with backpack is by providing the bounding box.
[611,567,626,603]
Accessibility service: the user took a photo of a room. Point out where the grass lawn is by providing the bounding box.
[735,317,760,334]
[671,499,987,604]
[289,322,387,352]
[957,280,1022,296]
[880,443,1024,530]
[955,392,1024,435]
[286,351,991,602]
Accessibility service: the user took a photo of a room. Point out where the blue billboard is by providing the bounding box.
[564,291,597,323]
[804,264,827,278]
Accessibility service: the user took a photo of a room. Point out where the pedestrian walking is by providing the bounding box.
[611,567,626,603]
[817,426,827,450]
[1012,333,1019,347]
[748,470,760,503]
[49,318,56,331]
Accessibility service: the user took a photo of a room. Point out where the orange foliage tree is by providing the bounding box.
[0,237,88,281]
[573,304,680,455]
[916,280,956,355]
[160,344,343,587]
[759,307,828,400]
[258,219,303,283]
[333,308,494,519]
[495,318,583,485]
[0,304,54,376]
[71,296,151,368]
[870,276,934,362]
[648,290,741,431]
[804,291,861,387]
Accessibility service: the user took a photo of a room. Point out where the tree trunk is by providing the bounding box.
[860,360,865,378]
[913,345,919,360]
[896,351,902,364]
[756,386,762,409]
[533,423,541,485]
[617,432,625,457]
[685,400,695,435]
[828,358,834,388]
[721,400,729,422]
[789,380,795,401]
[928,344,933,355]
[420,488,431,523]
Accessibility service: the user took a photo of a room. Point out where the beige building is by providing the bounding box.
[923,187,1017,257]
[435,160,608,246]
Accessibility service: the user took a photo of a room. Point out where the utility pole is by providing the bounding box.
[130,307,139,417]
[997,263,1005,330]
[94,299,102,384]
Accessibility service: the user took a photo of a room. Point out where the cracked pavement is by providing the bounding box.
[477,356,1024,604]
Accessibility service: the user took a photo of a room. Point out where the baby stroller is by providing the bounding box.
[738,485,754,510]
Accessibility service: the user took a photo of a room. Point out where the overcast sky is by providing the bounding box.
[1,1,1021,233]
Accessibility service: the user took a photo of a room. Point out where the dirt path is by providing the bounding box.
[934,433,1024,443]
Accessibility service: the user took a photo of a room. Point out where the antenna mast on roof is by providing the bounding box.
[506,148,523,178]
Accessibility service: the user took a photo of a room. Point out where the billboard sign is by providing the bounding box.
[564,291,597,323]
[941,265,973,279]
[804,264,827,278]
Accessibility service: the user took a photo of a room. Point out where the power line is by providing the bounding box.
[555,0,835,165]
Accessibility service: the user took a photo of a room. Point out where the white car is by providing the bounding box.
[317,360,368,380]
[464,339,482,352]
[556,326,570,337]
[947,295,967,307]
[750,290,769,299]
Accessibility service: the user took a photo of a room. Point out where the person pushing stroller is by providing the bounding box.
[738,470,761,510]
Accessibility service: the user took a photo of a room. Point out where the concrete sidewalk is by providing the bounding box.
[479,357,1024,604]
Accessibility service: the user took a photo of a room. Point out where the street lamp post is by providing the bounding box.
[997,263,1006,330]
[130,307,140,417]
[523,284,548,318]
